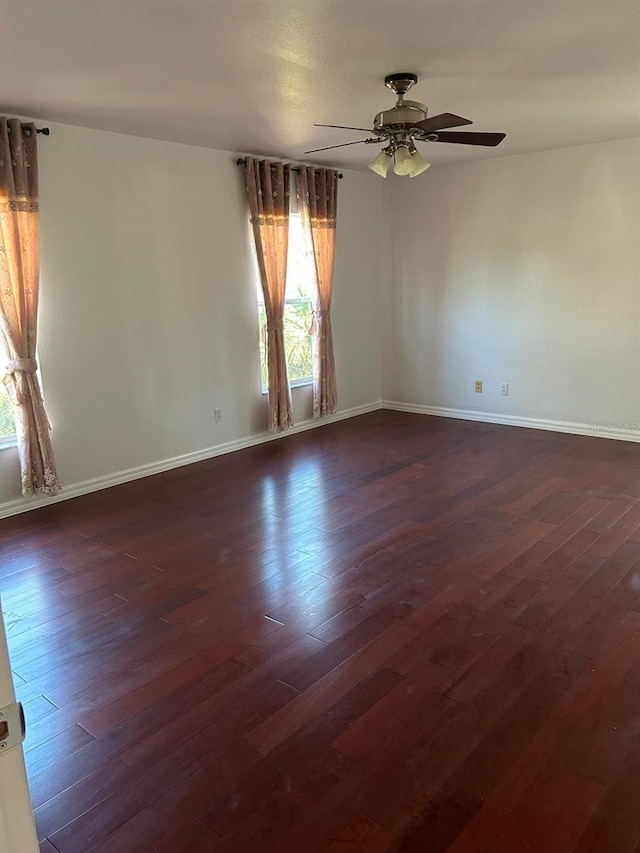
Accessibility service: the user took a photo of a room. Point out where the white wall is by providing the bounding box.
[383,137,640,432]
[0,123,386,507]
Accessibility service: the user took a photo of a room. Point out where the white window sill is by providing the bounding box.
[261,379,313,395]
[0,436,17,451]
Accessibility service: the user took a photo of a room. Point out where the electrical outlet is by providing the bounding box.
[214,407,223,423]
[474,380,483,393]
[500,383,509,396]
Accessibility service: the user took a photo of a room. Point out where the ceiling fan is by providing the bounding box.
[305,73,506,178]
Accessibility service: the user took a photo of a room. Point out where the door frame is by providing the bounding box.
[0,596,39,852]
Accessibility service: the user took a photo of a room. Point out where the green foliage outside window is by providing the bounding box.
[0,387,15,437]
[258,298,313,390]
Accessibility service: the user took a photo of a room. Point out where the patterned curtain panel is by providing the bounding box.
[244,157,293,432]
[298,166,338,418]
[0,118,60,495]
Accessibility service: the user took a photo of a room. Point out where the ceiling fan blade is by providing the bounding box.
[314,124,374,132]
[304,138,378,154]
[413,113,473,133]
[428,131,506,147]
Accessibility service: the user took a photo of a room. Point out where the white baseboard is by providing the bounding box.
[4,399,637,521]
[382,400,640,444]
[0,401,383,520]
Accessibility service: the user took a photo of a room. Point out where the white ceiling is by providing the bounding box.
[1,0,639,169]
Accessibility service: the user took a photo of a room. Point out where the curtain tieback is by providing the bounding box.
[266,320,285,332]
[310,309,328,335]
[2,358,38,384]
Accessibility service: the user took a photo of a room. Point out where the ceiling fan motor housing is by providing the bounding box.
[374,100,428,136]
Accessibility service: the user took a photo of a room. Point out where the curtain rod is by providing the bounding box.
[6,125,50,135]
[235,158,343,179]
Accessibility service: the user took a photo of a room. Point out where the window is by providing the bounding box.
[0,384,16,446]
[257,213,316,390]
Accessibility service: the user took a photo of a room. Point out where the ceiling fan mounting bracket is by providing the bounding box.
[384,73,419,97]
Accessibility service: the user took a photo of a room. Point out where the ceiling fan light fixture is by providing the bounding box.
[408,150,431,177]
[368,148,392,177]
[393,145,413,175]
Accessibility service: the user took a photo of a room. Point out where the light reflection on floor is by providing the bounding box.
[258,460,331,604]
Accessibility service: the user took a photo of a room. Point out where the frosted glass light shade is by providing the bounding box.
[368,149,392,177]
[393,146,413,175]
[409,150,431,177]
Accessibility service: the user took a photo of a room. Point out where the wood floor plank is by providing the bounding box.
[554,609,640,728]
[121,676,296,770]
[78,653,250,737]
[562,651,640,786]
[470,520,557,580]
[508,770,603,853]
[34,757,137,841]
[200,669,403,848]
[446,716,573,852]
[83,807,182,853]
[140,816,219,853]
[381,646,589,848]
[278,610,396,691]
[572,737,640,853]
[24,723,96,777]
[327,816,393,851]
[245,623,411,756]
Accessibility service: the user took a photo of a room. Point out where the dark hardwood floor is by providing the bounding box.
[2,410,640,852]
